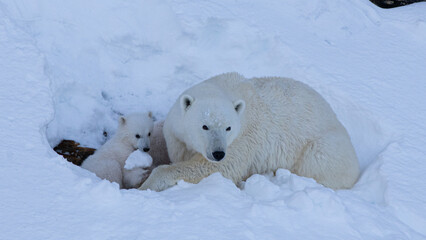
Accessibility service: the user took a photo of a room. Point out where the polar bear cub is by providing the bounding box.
[82,112,154,189]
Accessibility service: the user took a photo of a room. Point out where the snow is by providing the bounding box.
[124,151,153,170]
[0,0,426,239]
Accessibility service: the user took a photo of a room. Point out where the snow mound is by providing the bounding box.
[124,150,153,170]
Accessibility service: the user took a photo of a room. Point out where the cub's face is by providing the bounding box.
[119,112,154,152]
[180,94,245,162]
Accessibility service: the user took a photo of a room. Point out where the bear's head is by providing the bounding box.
[180,94,245,162]
[118,112,154,152]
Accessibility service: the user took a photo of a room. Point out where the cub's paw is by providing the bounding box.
[138,165,177,191]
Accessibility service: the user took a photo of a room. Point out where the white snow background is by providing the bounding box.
[1,0,426,239]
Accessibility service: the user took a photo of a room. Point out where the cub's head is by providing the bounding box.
[118,112,154,152]
[180,94,245,162]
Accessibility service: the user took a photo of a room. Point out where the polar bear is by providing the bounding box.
[82,112,155,189]
[140,73,360,191]
[134,120,171,184]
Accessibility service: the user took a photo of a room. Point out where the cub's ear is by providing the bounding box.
[180,94,194,112]
[148,111,153,118]
[234,99,245,115]
[119,116,126,126]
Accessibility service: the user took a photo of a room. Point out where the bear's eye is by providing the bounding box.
[226,127,231,131]
[202,125,209,130]
[135,134,140,139]
[148,132,151,137]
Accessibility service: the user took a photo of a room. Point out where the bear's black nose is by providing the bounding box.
[143,148,150,152]
[212,151,225,161]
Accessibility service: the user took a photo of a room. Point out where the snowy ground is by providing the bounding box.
[1,0,426,239]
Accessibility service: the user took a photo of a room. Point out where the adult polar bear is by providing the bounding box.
[140,73,360,191]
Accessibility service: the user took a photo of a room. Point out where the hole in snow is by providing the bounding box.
[46,84,395,204]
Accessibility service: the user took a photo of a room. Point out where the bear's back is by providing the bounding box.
[250,76,342,134]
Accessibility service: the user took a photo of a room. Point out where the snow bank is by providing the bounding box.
[1,0,425,239]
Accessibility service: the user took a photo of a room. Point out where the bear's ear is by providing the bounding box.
[148,111,153,118]
[119,116,126,126]
[180,94,194,112]
[234,99,245,115]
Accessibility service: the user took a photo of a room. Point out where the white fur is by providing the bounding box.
[81,112,154,189]
[140,73,360,191]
